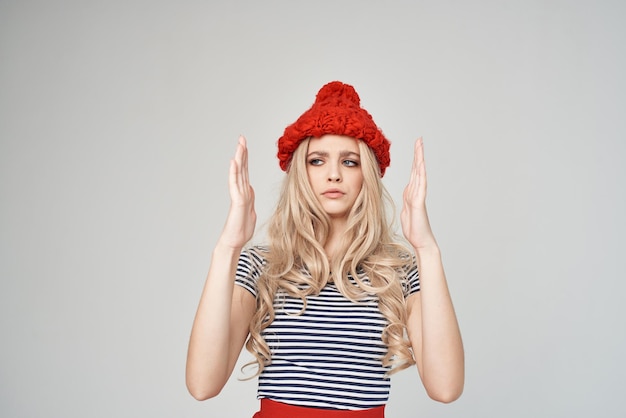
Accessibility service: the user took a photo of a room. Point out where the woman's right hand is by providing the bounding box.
[186,136,257,400]
[218,136,256,249]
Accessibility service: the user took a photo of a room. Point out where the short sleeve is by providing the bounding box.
[402,256,420,298]
[234,246,267,298]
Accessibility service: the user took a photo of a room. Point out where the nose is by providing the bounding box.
[328,164,342,182]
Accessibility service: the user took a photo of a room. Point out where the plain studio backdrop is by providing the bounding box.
[1,1,625,417]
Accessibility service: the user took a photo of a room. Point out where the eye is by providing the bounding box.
[343,159,360,167]
[308,158,324,166]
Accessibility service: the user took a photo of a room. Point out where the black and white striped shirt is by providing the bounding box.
[235,246,420,410]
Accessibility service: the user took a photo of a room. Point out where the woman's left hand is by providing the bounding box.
[401,137,438,250]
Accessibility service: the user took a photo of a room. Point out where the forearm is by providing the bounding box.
[186,136,257,399]
[186,243,244,399]
[412,246,464,402]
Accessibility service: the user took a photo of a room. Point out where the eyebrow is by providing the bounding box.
[307,150,361,158]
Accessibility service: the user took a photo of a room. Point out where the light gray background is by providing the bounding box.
[1,1,625,417]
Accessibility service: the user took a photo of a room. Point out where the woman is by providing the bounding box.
[186,81,464,417]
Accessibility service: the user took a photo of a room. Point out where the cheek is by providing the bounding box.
[354,172,364,190]
[348,177,363,194]
[306,170,322,191]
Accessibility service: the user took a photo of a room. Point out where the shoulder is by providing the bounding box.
[237,245,269,276]
[235,245,269,297]
[396,250,420,296]
[241,245,269,264]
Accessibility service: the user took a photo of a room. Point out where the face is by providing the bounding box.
[306,135,364,222]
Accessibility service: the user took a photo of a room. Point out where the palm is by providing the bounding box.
[220,136,256,249]
[401,138,436,250]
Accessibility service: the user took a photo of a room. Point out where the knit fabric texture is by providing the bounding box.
[277,81,391,176]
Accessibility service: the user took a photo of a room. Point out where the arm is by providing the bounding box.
[186,136,257,400]
[401,138,465,403]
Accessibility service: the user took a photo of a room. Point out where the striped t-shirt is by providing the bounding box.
[235,246,420,410]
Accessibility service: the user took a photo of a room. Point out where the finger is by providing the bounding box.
[411,138,419,176]
[232,153,241,194]
[402,187,409,205]
[417,137,427,191]
[249,185,255,204]
[408,142,420,193]
[417,137,424,163]
[228,159,239,198]
[233,136,244,166]
[403,140,420,205]
[236,135,248,192]
[240,135,250,189]
[415,137,424,171]
[233,137,246,192]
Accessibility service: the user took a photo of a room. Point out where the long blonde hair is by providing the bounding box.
[244,138,416,376]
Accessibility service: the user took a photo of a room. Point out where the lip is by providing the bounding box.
[322,189,345,198]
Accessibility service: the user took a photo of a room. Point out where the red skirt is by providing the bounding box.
[253,398,385,418]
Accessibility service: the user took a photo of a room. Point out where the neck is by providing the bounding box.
[324,218,347,260]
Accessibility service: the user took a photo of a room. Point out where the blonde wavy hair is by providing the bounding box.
[243,138,416,376]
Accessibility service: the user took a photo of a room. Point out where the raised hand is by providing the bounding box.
[218,136,256,249]
[401,137,437,251]
[186,136,258,399]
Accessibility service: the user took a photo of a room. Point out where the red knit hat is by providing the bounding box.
[277,81,391,176]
